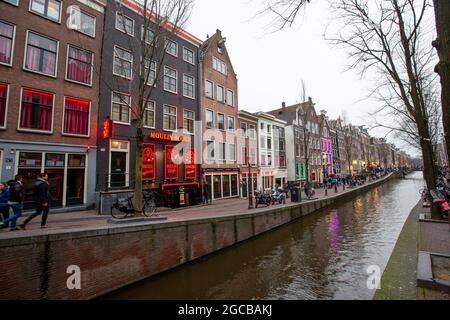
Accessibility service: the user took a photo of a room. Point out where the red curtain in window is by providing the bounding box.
[67,47,91,84]
[21,89,53,131]
[0,22,13,64]
[0,85,6,126]
[64,98,89,135]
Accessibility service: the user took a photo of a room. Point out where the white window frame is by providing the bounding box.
[113,45,133,80]
[240,122,247,138]
[227,115,235,131]
[205,79,214,99]
[141,24,154,45]
[249,124,256,140]
[29,0,62,24]
[0,20,15,67]
[228,143,236,162]
[163,104,177,132]
[183,109,195,135]
[17,87,55,134]
[3,0,19,6]
[143,59,156,87]
[115,11,134,36]
[227,89,234,107]
[68,6,96,38]
[143,100,156,129]
[217,112,225,131]
[217,85,225,103]
[205,109,214,129]
[182,46,195,65]
[219,142,226,161]
[61,96,91,138]
[109,140,130,189]
[165,38,178,57]
[206,140,215,161]
[0,83,10,129]
[163,66,178,94]
[65,44,94,87]
[111,91,131,125]
[23,30,59,78]
[182,73,195,99]
[213,56,227,75]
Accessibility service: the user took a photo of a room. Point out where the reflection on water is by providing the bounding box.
[105,172,424,300]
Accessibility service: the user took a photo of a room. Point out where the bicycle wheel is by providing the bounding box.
[142,198,156,217]
[110,204,129,219]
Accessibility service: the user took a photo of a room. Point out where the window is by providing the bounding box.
[183,47,194,64]
[24,32,58,76]
[206,110,214,128]
[144,101,155,128]
[0,21,14,66]
[260,153,266,166]
[267,125,271,133]
[183,110,195,134]
[217,85,224,103]
[66,46,93,85]
[30,0,62,22]
[227,89,234,107]
[268,154,272,166]
[280,156,286,168]
[213,56,227,75]
[260,136,266,149]
[183,74,195,99]
[206,141,215,160]
[249,124,256,139]
[261,123,264,130]
[164,66,177,93]
[163,105,177,131]
[115,12,134,36]
[0,84,8,128]
[19,89,53,132]
[279,140,285,151]
[63,97,89,136]
[296,144,300,157]
[267,138,272,149]
[228,116,234,131]
[113,46,132,79]
[69,6,96,38]
[111,92,130,124]
[204,81,215,101]
[218,113,224,130]
[2,0,19,5]
[229,144,236,161]
[219,143,226,161]
[165,39,178,56]
[240,122,247,137]
[141,25,154,44]
[144,59,156,86]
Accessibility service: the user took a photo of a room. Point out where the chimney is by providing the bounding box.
[282,102,286,109]
[308,96,313,104]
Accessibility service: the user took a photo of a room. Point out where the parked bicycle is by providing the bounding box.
[110,190,157,219]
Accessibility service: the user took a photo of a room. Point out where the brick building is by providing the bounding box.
[0,0,105,210]
[237,110,258,198]
[200,29,240,200]
[95,0,203,210]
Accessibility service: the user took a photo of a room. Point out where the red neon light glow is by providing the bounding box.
[142,143,156,181]
[184,148,197,180]
[164,145,179,180]
[162,182,200,191]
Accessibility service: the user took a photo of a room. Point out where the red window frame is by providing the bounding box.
[0,84,7,127]
[63,97,90,136]
[164,145,178,181]
[143,143,156,181]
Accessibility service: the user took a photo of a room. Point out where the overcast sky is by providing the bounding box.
[184,0,436,157]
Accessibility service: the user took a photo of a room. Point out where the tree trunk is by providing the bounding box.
[134,127,144,214]
[433,0,450,172]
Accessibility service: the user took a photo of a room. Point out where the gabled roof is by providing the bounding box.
[200,29,237,78]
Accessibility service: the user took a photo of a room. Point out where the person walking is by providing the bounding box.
[20,173,51,230]
[0,175,24,231]
[202,180,211,205]
[0,182,10,228]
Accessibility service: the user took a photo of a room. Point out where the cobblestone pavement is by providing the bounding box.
[0,179,383,240]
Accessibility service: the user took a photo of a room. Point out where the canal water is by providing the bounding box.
[106,172,424,300]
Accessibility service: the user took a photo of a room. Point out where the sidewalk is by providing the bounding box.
[0,179,384,241]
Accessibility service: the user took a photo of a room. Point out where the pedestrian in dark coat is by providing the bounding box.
[0,175,24,231]
[20,173,51,229]
[0,182,10,228]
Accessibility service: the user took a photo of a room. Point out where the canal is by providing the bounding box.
[105,171,424,300]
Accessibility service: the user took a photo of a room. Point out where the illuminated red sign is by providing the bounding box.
[148,132,190,143]
[142,144,156,181]
[164,145,179,180]
[103,118,114,139]
[184,148,197,180]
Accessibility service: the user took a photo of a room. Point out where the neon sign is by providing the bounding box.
[142,144,156,181]
[148,132,190,143]
[164,145,179,180]
[184,149,197,180]
[103,118,114,139]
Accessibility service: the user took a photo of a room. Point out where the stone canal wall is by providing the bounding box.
[0,173,401,299]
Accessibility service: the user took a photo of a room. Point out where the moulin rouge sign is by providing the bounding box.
[148,132,190,143]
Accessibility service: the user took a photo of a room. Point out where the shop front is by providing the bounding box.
[203,168,240,201]
[240,168,258,199]
[274,169,287,189]
[0,141,96,211]
[259,168,275,191]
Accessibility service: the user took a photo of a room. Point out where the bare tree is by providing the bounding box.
[107,0,193,213]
